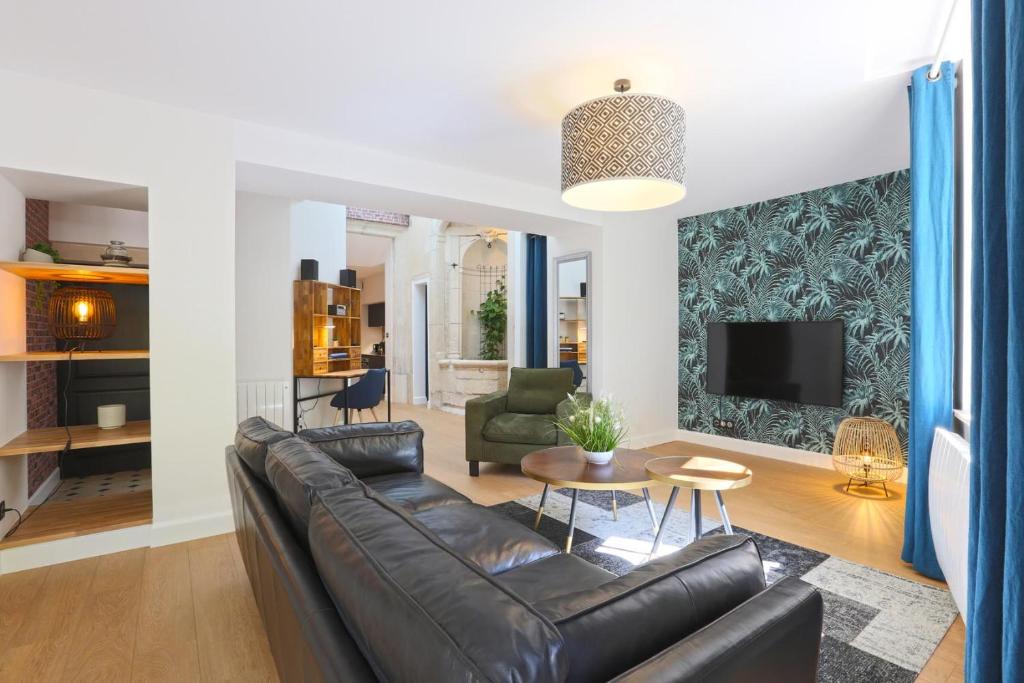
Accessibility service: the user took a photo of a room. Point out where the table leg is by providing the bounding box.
[651,486,679,557]
[714,491,734,534]
[387,369,392,422]
[690,490,703,543]
[611,490,618,521]
[534,484,549,529]
[642,488,659,532]
[343,377,350,425]
[566,488,580,553]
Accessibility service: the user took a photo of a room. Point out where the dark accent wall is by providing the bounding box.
[57,283,150,477]
[677,170,910,456]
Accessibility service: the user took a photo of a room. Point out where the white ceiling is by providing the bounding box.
[0,1,965,217]
[0,167,148,211]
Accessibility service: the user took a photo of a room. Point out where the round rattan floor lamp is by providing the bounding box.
[832,417,903,497]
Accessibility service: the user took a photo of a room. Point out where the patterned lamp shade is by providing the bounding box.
[561,82,686,212]
[48,287,116,341]
[832,417,903,496]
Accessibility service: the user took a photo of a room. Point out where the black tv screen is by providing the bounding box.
[706,321,844,407]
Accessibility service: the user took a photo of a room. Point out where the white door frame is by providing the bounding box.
[411,276,429,405]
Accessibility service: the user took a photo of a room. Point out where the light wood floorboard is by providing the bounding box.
[0,404,963,681]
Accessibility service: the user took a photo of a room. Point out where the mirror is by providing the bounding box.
[554,253,591,392]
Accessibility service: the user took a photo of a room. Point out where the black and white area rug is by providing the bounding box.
[490,488,959,683]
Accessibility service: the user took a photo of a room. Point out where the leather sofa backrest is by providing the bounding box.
[299,421,424,478]
[235,416,293,485]
[310,486,568,683]
[266,436,358,542]
[506,368,575,415]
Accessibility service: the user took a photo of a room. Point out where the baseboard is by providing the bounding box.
[673,429,835,470]
[27,467,60,507]
[627,429,684,450]
[0,524,151,575]
[412,396,428,406]
[149,509,234,547]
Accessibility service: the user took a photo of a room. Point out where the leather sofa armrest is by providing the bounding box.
[555,393,590,446]
[610,577,823,683]
[533,535,767,682]
[465,390,508,460]
[298,420,424,478]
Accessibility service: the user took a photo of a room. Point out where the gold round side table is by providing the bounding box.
[644,456,753,555]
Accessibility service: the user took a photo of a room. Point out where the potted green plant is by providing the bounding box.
[553,393,628,465]
[22,241,60,263]
[472,279,507,360]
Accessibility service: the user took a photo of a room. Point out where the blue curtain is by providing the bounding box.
[525,234,547,368]
[966,0,1023,678]
[902,62,955,580]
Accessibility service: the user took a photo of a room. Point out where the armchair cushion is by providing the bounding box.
[507,368,575,415]
[483,412,559,446]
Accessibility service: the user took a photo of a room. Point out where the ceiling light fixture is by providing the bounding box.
[561,79,686,212]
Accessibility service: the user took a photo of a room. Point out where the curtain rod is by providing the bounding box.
[928,0,961,80]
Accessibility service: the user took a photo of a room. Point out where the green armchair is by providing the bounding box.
[465,367,588,476]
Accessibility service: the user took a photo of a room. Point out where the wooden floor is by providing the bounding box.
[0,404,964,682]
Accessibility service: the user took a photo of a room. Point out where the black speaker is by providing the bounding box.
[339,268,357,287]
[300,259,319,281]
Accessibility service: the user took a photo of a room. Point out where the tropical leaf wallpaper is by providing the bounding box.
[677,170,910,458]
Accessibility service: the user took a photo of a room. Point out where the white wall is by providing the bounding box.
[289,201,346,283]
[0,174,27,539]
[0,69,237,561]
[557,259,587,298]
[359,271,385,354]
[235,192,293,384]
[49,202,148,247]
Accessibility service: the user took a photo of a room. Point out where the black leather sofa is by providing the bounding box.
[227,417,823,682]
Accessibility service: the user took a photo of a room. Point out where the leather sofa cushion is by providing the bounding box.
[309,486,568,683]
[506,367,575,415]
[363,472,470,513]
[299,421,424,478]
[483,412,559,445]
[265,436,358,542]
[235,416,293,485]
[497,553,616,604]
[413,503,559,575]
[534,535,767,683]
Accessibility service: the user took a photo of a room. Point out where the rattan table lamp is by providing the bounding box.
[832,417,903,497]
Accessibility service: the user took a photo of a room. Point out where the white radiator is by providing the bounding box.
[928,427,971,621]
[236,380,291,428]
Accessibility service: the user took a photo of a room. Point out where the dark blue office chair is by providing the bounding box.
[331,368,387,424]
[560,360,584,388]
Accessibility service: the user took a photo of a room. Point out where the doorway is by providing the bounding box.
[411,277,429,404]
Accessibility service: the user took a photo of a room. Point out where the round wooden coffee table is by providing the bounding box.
[522,446,661,553]
[645,456,753,555]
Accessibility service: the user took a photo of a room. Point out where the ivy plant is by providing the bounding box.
[473,279,507,360]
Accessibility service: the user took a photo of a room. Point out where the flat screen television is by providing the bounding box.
[706,320,844,407]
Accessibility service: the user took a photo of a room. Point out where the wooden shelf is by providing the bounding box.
[0,420,151,457]
[0,349,149,362]
[0,260,149,285]
[0,490,151,549]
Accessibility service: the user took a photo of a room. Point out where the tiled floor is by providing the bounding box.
[50,469,152,502]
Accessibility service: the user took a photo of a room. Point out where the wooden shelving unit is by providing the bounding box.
[558,296,588,366]
[0,260,149,285]
[0,490,152,549]
[293,280,362,375]
[0,349,149,362]
[0,420,151,457]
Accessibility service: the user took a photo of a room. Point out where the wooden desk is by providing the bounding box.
[292,369,391,431]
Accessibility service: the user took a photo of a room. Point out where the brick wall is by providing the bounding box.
[25,199,59,497]
[346,207,410,227]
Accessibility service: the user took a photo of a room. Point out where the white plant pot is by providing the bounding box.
[21,248,54,263]
[583,449,614,465]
